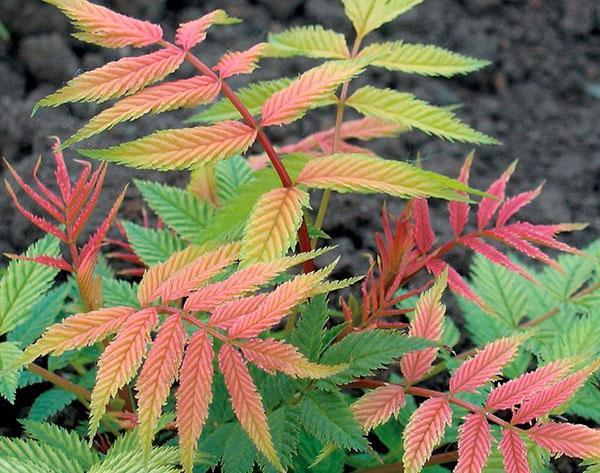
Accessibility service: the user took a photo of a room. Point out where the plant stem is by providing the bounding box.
[311,36,363,249]
[28,363,92,403]
[181,49,314,272]
[358,450,459,473]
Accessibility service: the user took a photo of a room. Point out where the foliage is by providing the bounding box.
[0,1,598,473]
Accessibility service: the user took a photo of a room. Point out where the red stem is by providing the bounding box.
[182,50,314,271]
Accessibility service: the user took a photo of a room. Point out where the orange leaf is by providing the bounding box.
[240,338,344,378]
[351,384,406,432]
[46,0,163,48]
[175,10,236,51]
[89,307,158,438]
[218,344,282,471]
[403,397,452,473]
[261,60,364,126]
[214,43,266,79]
[67,75,221,145]
[37,47,185,108]
[208,293,269,330]
[177,329,214,473]
[136,313,186,456]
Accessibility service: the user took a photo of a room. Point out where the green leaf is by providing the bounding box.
[320,330,431,385]
[342,0,424,38]
[189,78,293,124]
[290,295,329,361]
[293,431,344,473]
[199,154,311,243]
[568,382,600,424]
[216,156,253,205]
[28,388,77,422]
[0,456,57,473]
[92,445,179,473]
[265,25,349,59]
[19,420,99,470]
[259,406,300,473]
[0,342,23,403]
[0,436,83,473]
[360,41,489,77]
[347,85,498,144]
[102,277,139,308]
[299,390,369,451]
[9,283,70,347]
[221,424,257,473]
[135,179,212,242]
[0,235,60,335]
[121,220,187,266]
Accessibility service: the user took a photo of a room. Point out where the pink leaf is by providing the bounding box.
[455,413,493,473]
[477,161,516,231]
[483,227,560,270]
[448,152,473,237]
[412,198,435,252]
[499,429,530,473]
[461,236,534,281]
[208,293,269,330]
[214,43,266,79]
[427,259,487,309]
[526,422,600,459]
[352,384,406,432]
[496,185,543,227]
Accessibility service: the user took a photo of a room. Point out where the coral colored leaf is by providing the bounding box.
[4,254,73,272]
[184,250,325,312]
[461,236,533,281]
[347,86,498,144]
[176,329,214,473]
[209,293,268,330]
[240,338,344,378]
[499,429,530,473]
[351,384,406,432]
[511,364,599,425]
[136,314,186,457]
[240,187,309,265]
[505,222,583,255]
[526,422,600,459]
[37,47,185,109]
[89,307,158,438]
[66,76,221,145]
[261,60,365,126]
[296,153,473,200]
[449,336,525,394]
[81,121,257,171]
[426,259,486,309]
[214,43,266,79]
[151,243,240,302]
[265,25,350,59]
[175,10,240,51]
[227,269,331,339]
[18,307,135,367]
[359,41,489,77]
[477,161,517,230]
[496,185,543,228]
[413,198,435,252]
[483,227,560,270]
[455,413,492,473]
[486,360,572,410]
[402,397,452,473]
[448,152,473,237]
[400,271,447,383]
[342,0,424,38]
[218,344,282,471]
[44,0,163,48]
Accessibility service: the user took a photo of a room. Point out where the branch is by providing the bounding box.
[27,362,92,402]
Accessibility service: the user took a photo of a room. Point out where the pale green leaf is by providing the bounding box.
[0,342,23,403]
[265,25,349,59]
[122,220,187,266]
[342,0,424,38]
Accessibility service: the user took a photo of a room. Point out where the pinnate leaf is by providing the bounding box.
[261,60,365,126]
[347,86,498,144]
[37,47,185,109]
[526,422,600,459]
[449,336,525,394]
[136,314,186,456]
[351,384,406,432]
[219,344,282,471]
[296,153,474,200]
[44,0,163,48]
[265,25,349,59]
[89,308,158,438]
[402,397,452,473]
[66,76,221,145]
[240,186,309,265]
[176,329,214,473]
[360,41,489,77]
[455,413,493,473]
[81,121,257,171]
[499,429,530,473]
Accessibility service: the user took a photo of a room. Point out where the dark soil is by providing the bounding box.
[0,0,598,465]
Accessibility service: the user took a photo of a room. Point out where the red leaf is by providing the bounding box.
[483,227,560,270]
[412,198,435,252]
[496,185,543,227]
[526,422,600,459]
[499,429,530,473]
[448,152,473,236]
[4,254,73,272]
[477,161,516,231]
[455,413,493,473]
[461,236,533,281]
[427,259,487,309]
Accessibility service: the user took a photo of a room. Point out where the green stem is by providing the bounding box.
[311,36,363,249]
